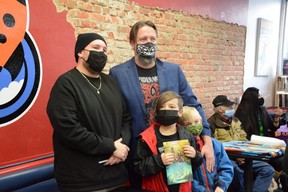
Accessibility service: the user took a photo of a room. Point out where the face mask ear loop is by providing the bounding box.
[80,49,90,63]
[78,56,88,63]
[217,106,224,114]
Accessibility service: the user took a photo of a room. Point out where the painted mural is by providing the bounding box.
[0,0,76,169]
[0,0,41,127]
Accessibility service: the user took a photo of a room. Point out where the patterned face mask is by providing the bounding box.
[136,42,157,59]
[185,124,203,136]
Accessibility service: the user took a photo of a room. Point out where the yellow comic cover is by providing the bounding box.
[163,139,193,185]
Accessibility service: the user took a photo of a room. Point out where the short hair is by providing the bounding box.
[155,91,183,112]
[129,20,157,44]
[178,106,202,126]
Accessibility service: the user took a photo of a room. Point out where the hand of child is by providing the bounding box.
[161,153,175,165]
[182,145,196,158]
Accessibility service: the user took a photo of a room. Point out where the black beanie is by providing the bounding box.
[74,33,107,62]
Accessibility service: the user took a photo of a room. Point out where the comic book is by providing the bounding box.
[163,139,192,185]
[222,139,282,158]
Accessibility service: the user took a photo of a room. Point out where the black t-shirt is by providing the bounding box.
[137,65,160,125]
[155,126,180,192]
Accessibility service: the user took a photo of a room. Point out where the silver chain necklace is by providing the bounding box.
[79,72,102,94]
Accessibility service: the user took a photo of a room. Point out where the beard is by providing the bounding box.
[138,55,156,65]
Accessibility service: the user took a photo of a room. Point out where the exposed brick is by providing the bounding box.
[53,0,246,118]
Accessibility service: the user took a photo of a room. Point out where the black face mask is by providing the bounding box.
[258,97,264,106]
[85,50,107,72]
[136,42,157,59]
[155,110,179,126]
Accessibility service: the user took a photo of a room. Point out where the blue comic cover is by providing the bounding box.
[163,139,192,185]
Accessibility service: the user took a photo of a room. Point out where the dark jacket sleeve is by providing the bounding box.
[177,126,203,171]
[117,83,131,146]
[283,140,288,174]
[120,106,131,146]
[260,106,279,134]
[133,137,165,177]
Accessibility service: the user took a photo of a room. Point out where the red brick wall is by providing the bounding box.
[53,0,246,117]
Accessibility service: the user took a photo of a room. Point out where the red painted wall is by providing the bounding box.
[0,0,74,168]
[129,0,248,26]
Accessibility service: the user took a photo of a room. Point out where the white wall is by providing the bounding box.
[244,0,282,106]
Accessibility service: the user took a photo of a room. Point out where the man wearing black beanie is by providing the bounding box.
[47,33,132,192]
[74,33,106,62]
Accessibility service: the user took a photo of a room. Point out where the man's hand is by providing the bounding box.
[113,138,129,161]
[215,186,224,192]
[103,155,122,166]
[201,135,215,172]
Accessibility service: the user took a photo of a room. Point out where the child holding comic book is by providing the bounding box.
[178,106,234,192]
[133,91,203,192]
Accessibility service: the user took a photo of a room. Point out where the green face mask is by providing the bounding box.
[186,124,203,136]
